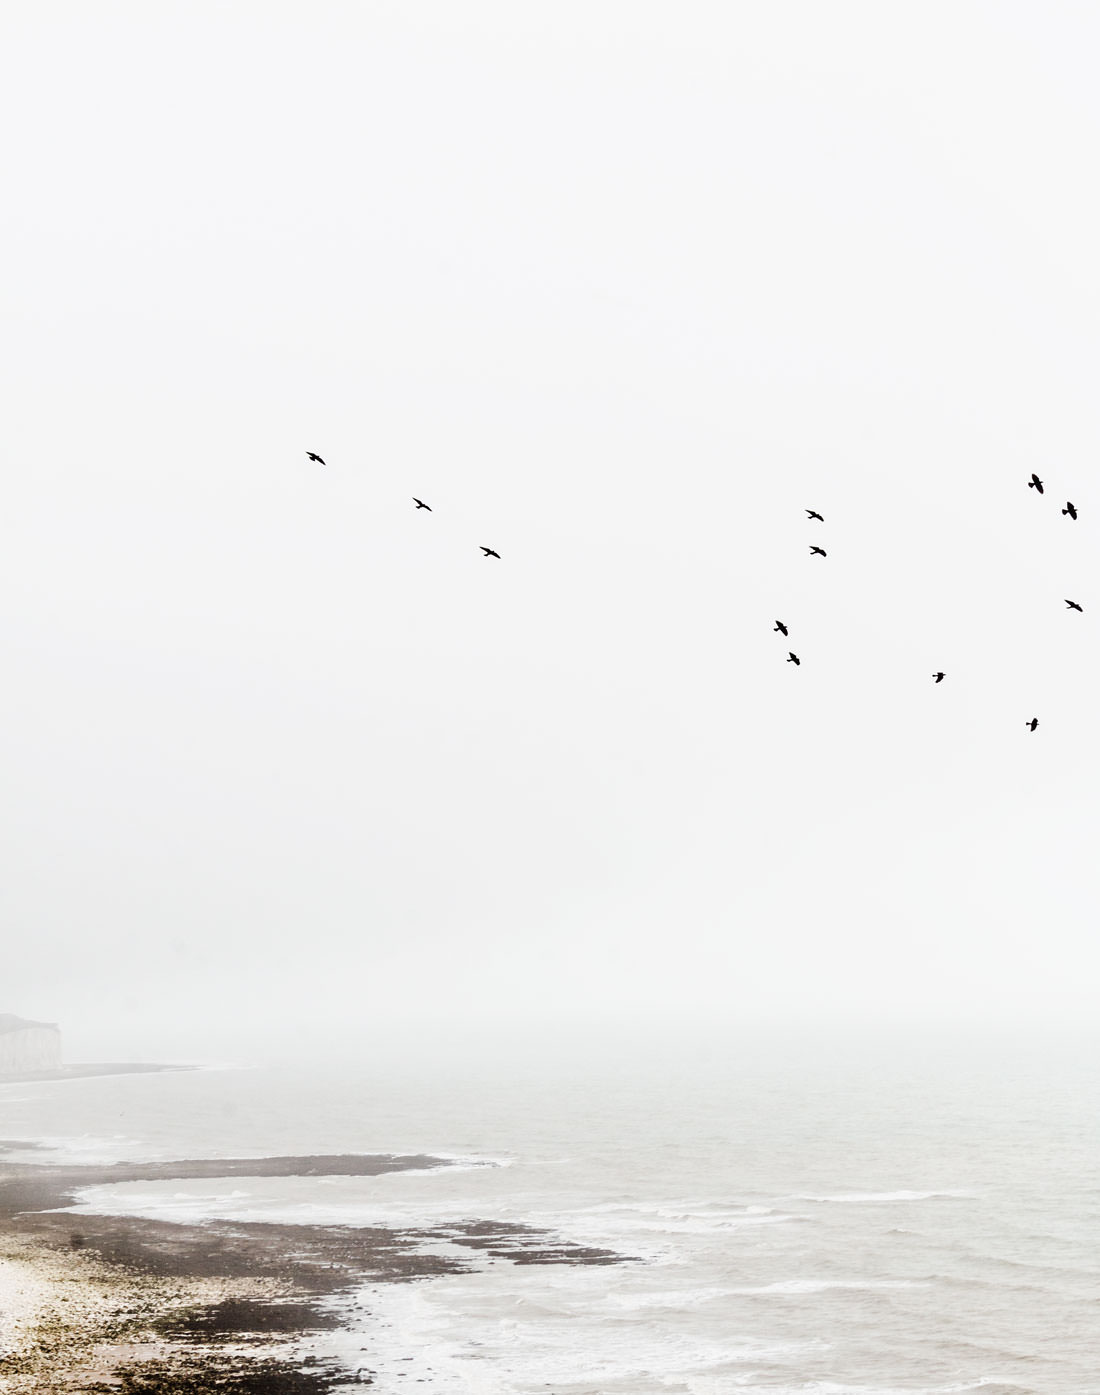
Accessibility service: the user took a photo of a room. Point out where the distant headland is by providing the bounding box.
[0,1014,189,1084]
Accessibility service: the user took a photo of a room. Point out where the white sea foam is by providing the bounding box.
[305,1277,816,1395]
[710,1383,1031,1395]
[13,1133,155,1165]
[792,1190,974,1203]
[729,1278,930,1295]
[556,1198,803,1241]
[59,1186,259,1224]
[60,1185,398,1227]
[431,1153,512,1171]
[598,1285,737,1311]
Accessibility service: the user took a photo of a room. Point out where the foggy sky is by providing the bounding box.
[2,2,1098,1060]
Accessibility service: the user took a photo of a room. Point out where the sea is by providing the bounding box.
[2,1026,1098,1394]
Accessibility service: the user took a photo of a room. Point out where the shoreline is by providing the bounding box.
[0,1062,193,1086]
[0,1147,631,1391]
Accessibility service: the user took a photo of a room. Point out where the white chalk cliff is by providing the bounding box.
[0,1015,62,1072]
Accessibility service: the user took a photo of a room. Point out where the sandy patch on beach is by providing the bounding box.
[0,1234,285,1393]
[0,1239,56,1359]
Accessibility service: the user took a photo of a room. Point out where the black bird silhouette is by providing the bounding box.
[774,621,788,636]
[787,652,800,666]
[806,509,824,522]
[1063,501,1078,519]
[809,546,827,557]
[306,451,326,466]
[413,498,431,511]
[1065,599,1084,612]
[933,672,945,683]
[480,546,501,559]
[1026,717,1038,732]
[1027,473,1043,493]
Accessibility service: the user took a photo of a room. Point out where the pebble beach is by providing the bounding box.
[0,1140,627,1392]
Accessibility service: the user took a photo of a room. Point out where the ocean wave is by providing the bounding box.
[570,1199,803,1234]
[492,1198,810,1260]
[431,1153,512,1171]
[614,1214,799,1236]
[600,1285,735,1311]
[62,1182,590,1237]
[719,1383,1033,1395]
[13,1133,158,1166]
[729,1278,930,1294]
[313,1278,818,1393]
[791,1190,974,1204]
[59,1186,262,1224]
[60,1185,426,1228]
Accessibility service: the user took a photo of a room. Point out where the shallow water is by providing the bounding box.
[2,1028,1098,1393]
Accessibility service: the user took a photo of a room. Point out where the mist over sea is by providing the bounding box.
[3,1027,1098,1393]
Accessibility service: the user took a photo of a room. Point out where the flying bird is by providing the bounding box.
[774,621,788,636]
[480,547,501,559]
[933,672,945,683]
[1026,717,1038,732]
[806,509,824,522]
[1027,473,1043,493]
[809,546,827,557]
[787,652,800,666]
[413,498,431,511]
[306,451,326,466]
[1063,501,1078,519]
[1065,599,1084,612]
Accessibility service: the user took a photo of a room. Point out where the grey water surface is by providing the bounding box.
[3,1028,1097,1394]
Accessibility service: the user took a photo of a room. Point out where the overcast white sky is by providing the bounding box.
[2,2,1098,1059]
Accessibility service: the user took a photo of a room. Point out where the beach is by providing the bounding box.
[2,1040,1098,1393]
[0,1142,626,1392]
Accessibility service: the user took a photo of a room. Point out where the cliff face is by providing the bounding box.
[0,1017,62,1073]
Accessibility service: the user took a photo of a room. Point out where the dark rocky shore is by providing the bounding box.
[0,1145,632,1392]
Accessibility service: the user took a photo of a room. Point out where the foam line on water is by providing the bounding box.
[12,1134,159,1166]
[790,1190,975,1203]
[710,1383,1032,1395]
[728,1278,930,1294]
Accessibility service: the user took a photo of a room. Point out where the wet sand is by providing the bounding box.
[0,1146,630,1391]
